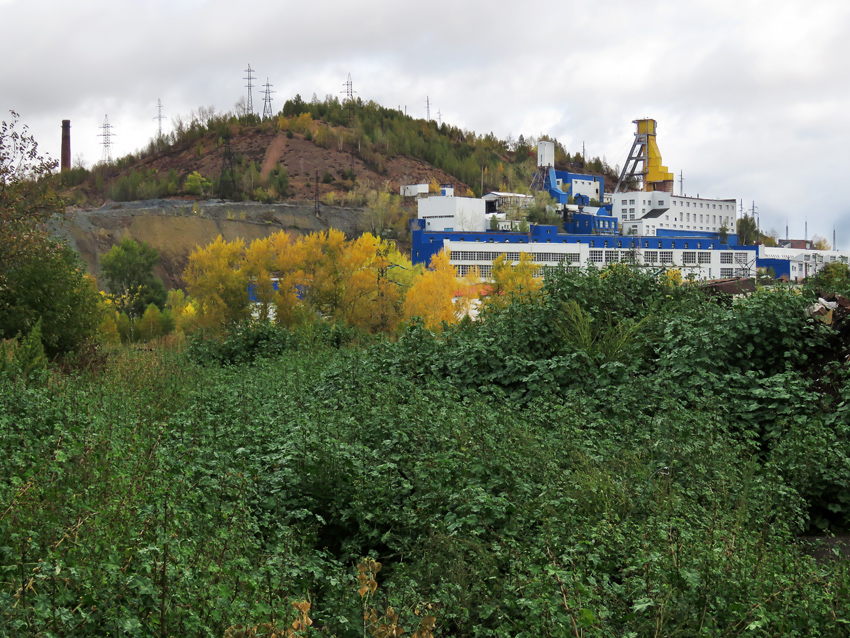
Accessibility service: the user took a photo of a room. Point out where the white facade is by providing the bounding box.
[538,141,555,167]
[612,193,737,237]
[556,177,600,202]
[442,238,755,281]
[400,183,429,197]
[418,196,487,232]
[760,246,850,281]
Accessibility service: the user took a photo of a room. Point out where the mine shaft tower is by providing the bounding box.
[614,118,675,193]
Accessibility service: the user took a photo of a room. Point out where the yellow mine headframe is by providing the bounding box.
[614,118,675,193]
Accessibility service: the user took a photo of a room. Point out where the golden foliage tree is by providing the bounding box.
[403,250,459,330]
[184,235,250,331]
[482,252,542,311]
[243,236,277,322]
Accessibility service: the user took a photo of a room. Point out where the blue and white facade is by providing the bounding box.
[411,193,850,282]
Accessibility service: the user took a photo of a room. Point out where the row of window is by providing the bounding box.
[450,251,581,263]
[619,199,734,211]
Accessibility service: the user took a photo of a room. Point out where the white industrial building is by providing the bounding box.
[612,193,738,236]
[446,239,756,281]
[417,195,487,232]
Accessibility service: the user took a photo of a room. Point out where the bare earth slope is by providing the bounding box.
[53,200,364,291]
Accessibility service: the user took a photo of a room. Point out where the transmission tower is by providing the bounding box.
[341,73,356,124]
[154,99,165,139]
[425,96,430,121]
[244,64,256,116]
[218,133,238,200]
[261,78,275,120]
[98,115,114,163]
[437,109,442,127]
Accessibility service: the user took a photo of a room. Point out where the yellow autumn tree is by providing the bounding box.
[184,235,250,331]
[482,252,543,311]
[166,289,200,335]
[243,236,277,322]
[298,229,349,320]
[402,250,460,330]
[339,234,416,333]
[269,231,308,327]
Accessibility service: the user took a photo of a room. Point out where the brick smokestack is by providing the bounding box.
[61,120,71,172]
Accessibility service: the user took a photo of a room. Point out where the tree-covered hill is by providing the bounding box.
[56,96,618,208]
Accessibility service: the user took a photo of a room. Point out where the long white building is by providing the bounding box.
[611,193,738,236]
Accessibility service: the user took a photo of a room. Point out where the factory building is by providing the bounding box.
[408,119,848,283]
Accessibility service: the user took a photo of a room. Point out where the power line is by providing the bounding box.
[98,115,114,163]
[244,64,255,116]
[261,78,275,120]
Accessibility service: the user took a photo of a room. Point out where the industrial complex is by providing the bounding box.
[409,119,849,282]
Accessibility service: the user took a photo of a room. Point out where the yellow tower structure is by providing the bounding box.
[614,119,675,193]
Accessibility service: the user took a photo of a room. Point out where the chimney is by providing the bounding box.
[61,120,71,172]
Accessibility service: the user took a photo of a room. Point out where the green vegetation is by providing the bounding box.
[2,263,849,636]
[1,112,102,357]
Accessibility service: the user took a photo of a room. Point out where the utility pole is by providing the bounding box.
[314,170,320,217]
[154,99,165,139]
[261,79,275,120]
[218,133,237,200]
[341,73,356,124]
[98,115,114,163]
[244,64,255,117]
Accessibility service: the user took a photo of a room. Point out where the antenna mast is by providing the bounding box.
[244,64,255,117]
[98,115,114,163]
[261,78,275,120]
[678,170,684,196]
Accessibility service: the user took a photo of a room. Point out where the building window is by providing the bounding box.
[720,268,733,278]
[644,250,658,263]
[720,253,733,264]
[683,251,697,264]
[605,250,618,263]
[660,251,674,264]
[589,250,603,263]
[698,252,711,264]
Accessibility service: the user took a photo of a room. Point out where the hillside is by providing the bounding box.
[54,97,618,289]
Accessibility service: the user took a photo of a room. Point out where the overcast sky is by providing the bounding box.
[3,0,849,247]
